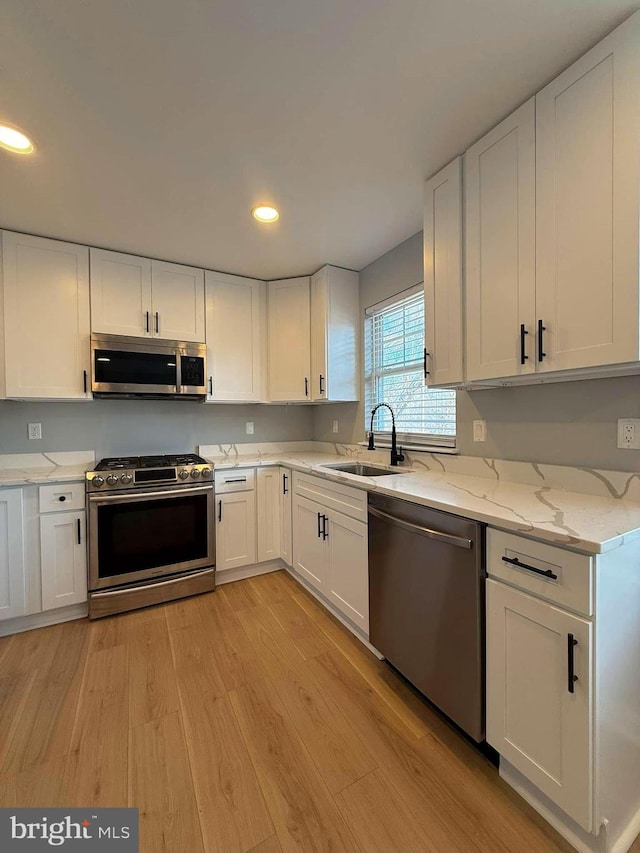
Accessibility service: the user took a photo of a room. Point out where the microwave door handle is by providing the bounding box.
[175,353,181,393]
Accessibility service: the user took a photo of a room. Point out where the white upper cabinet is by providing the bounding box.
[310,265,360,402]
[205,272,266,402]
[90,249,153,338]
[150,260,205,343]
[1,232,91,400]
[535,13,640,373]
[268,277,311,402]
[423,157,463,387]
[465,99,536,381]
[90,249,205,342]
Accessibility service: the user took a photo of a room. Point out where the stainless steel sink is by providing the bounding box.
[322,462,406,477]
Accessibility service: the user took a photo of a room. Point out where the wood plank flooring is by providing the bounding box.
[0,569,636,852]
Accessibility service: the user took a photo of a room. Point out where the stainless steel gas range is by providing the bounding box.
[86,453,215,619]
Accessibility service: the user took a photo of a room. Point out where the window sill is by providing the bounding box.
[357,441,458,455]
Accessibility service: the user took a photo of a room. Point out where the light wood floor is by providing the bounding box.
[0,570,636,853]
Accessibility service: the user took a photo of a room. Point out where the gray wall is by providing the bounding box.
[0,400,314,458]
[313,230,640,472]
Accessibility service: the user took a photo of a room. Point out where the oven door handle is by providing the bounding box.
[88,486,213,503]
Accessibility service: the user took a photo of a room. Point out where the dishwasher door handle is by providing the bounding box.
[368,505,473,549]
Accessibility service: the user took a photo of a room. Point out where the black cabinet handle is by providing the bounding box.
[155,312,159,334]
[568,634,578,693]
[145,311,150,333]
[218,500,222,522]
[209,377,213,396]
[58,495,66,502]
[304,377,309,397]
[317,512,322,538]
[520,324,529,365]
[283,473,288,495]
[321,514,328,540]
[423,348,430,378]
[83,370,88,393]
[501,555,558,580]
[77,518,82,545]
[319,374,325,395]
[537,319,546,362]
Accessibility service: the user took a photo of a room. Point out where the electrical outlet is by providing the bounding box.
[332,419,339,434]
[617,419,640,449]
[246,421,254,435]
[28,423,42,440]
[473,420,487,442]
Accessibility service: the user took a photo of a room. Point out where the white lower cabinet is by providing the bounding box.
[279,467,292,567]
[215,490,256,573]
[487,579,592,830]
[256,468,281,562]
[0,488,27,621]
[292,473,368,634]
[40,511,88,611]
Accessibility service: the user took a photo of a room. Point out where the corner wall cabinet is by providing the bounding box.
[423,158,464,387]
[267,277,312,402]
[310,265,360,401]
[486,526,640,852]
[204,272,267,402]
[0,231,91,400]
[90,248,205,343]
[292,472,368,634]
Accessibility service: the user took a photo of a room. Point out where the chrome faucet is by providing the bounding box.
[368,403,405,466]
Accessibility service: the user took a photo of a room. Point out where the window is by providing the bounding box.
[364,285,456,448]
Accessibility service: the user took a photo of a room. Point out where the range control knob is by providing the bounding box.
[201,467,212,479]
[190,468,201,479]
[178,469,190,480]
[92,475,105,488]
[106,474,119,486]
[121,473,133,485]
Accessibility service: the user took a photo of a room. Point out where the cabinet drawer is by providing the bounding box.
[39,482,85,513]
[487,529,593,616]
[293,471,367,523]
[214,468,255,493]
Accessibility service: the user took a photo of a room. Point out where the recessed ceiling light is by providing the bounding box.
[0,124,34,154]
[252,205,280,223]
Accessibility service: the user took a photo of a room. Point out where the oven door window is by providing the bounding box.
[95,349,178,387]
[97,492,209,578]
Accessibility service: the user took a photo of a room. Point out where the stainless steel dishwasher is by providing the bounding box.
[368,492,485,742]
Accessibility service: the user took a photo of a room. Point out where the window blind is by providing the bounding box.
[364,288,456,447]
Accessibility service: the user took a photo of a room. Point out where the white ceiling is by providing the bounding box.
[0,0,636,279]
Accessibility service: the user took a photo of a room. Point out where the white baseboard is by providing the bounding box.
[0,603,88,637]
[216,559,284,586]
[284,565,383,660]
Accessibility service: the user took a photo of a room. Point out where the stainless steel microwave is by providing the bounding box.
[91,334,207,399]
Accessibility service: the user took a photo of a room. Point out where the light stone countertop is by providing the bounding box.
[205,449,640,555]
[0,451,95,487]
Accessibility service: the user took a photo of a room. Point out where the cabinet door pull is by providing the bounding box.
[224,477,246,484]
[322,514,328,540]
[520,324,529,365]
[145,311,150,333]
[304,377,309,397]
[58,495,67,502]
[155,312,160,334]
[537,319,546,362]
[423,348,430,378]
[317,512,322,538]
[209,377,213,396]
[568,633,578,693]
[218,500,222,522]
[501,555,558,580]
[77,518,82,545]
[319,374,325,395]
[83,370,88,393]
[283,473,288,495]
